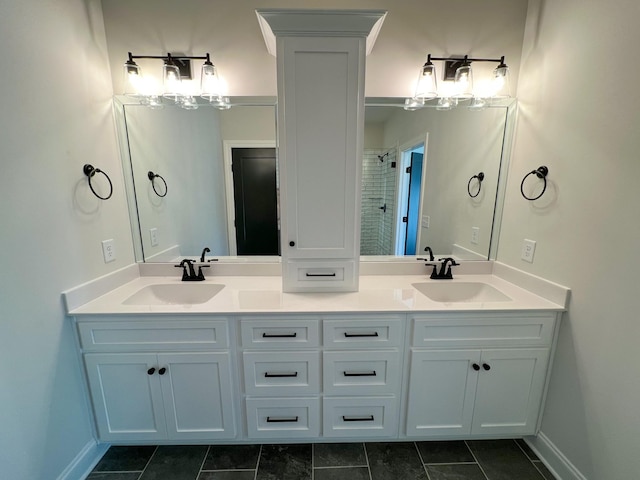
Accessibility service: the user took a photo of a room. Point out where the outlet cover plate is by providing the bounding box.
[150,228,159,247]
[521,239,536,263]
[471,227,480,245]
[101,239,116,263]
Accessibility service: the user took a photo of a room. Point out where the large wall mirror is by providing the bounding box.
[115,96,514,263]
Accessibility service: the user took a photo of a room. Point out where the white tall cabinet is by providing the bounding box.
[257,9,386,292]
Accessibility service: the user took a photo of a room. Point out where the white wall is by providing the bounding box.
[100,0,528,98]
[499,0,640,478]
[0,0,133,478]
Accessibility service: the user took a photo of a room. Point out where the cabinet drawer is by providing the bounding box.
[246,397,320,439]
[323,316,403,348]
[323,351,400,395]
[243,351,320,395]
[77,319,230,351]
[240,317,320,348]
[323,396,398,438]
[412,314,556,348]
[284,261,357,292]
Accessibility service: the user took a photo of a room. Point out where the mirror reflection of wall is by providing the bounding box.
[119,99,512,263]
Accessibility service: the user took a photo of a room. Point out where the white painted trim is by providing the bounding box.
[62,264,139,312]
[56,440,109,480]
[256,9,387,56]
[145,244,180,262]
[222,140,277,257]
[525,432,588,480]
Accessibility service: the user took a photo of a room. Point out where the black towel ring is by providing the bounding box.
[467,172,485,198]
[520,166,549,201]
[83,164,113,200]
[148,171,168,197]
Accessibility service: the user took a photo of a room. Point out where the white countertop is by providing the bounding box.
[67,273,566,316]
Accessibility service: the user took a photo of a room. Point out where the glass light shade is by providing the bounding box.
[201,62,222,101]
[162,63,182,101]
[139,95,164,109]
[468,97,488,111]
[453,64,474,99]
[404,97,424,111]
[123,62,142,96]
[211,96,231,110]
[436,97,457,111]
[181,96,199,110]
[491,65,511,98]
[414,63,438,100]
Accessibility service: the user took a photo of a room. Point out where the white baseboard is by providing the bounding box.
[525,432,587,480]
[56,440,109,480]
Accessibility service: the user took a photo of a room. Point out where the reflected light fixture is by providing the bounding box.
[123,52,230,110]
[406,53,510,110]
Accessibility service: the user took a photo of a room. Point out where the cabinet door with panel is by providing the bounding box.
[85,352,235,442]
[84,353,167,442]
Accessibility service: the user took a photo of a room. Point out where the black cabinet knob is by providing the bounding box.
[289,241,295,247]
[147,367,156,375]
[482,363,491,371]
[472,363,480,371]
[158,367,167,375]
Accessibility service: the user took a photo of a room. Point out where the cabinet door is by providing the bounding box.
[278,36,363,260]
[472,348,549,435]
[84,353,167,441]
[406,350,480,437]
[158,352,236,440]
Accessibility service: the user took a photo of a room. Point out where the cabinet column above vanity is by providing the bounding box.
[257,9,387,292]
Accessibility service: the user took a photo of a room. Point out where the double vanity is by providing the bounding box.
[65,261,569,445]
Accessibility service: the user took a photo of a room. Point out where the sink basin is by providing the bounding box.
[412,282,512,303]
[123,284,224,305]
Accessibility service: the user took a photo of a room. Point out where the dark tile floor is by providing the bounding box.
[87,439,556,480]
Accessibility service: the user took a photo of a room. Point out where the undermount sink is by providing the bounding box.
[412,282,512,303]
[122,283,224,305]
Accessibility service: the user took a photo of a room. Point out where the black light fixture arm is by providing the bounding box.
[127,51,211,62]
[427,54,506,64]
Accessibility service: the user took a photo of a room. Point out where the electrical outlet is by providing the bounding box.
[471,227,480,245]
[101,239,116,263]
[150,228,159,247]
[521,239,536,263]
[422,215,430,228]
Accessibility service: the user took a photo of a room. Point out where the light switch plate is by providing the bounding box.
[521,239,536,263]
[422,215,430,228]
[150,228,159,247]
[101,239,116,263]
[471,227,480,245]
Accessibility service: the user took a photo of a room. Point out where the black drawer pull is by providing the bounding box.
[342,415,375,422]
[266,416,299,423]
[343,371,377,377]
[344,332,379,338]
[262,332,298,338]
[264,372,298,378]
[305,272,337,277]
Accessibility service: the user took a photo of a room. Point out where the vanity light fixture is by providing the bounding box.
[405,54,510,110]
[123,52,230,110]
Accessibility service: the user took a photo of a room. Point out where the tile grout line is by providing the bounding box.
[464,440,491,480]
[311,443,314,480]
[253,444,263,480]
[362,443,373,480]
[514,439,550,479]
[136,445,159,480]
[413,442,432,480]
[314,465,369,469]
[195,445,211,480]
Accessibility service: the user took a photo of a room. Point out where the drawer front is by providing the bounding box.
[246,397,320,438]
[77,320,230,351]
[323,316,403,349]
[283,261,357,292]
[323,396,398,438]
[243,351,320,395]
[412,314,556,348]
[240,317,320,349]
[323,351,401,395]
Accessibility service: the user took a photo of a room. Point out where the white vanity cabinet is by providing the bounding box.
[77,317,236,442]
[406,313,557,438]
[261,10,386,293]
